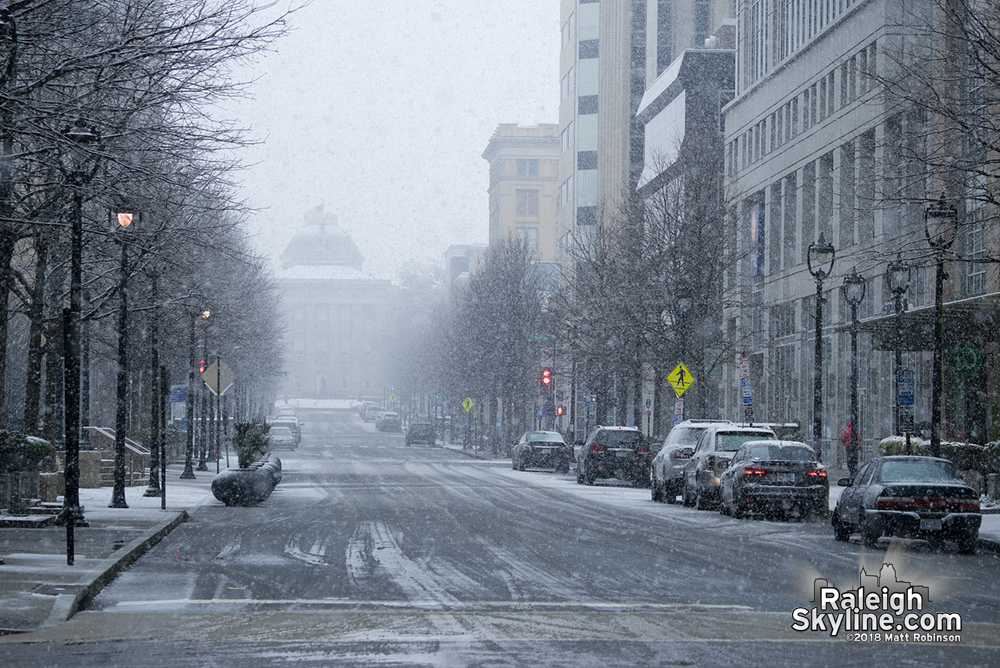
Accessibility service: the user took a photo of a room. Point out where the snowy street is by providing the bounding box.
[4,410,997,666]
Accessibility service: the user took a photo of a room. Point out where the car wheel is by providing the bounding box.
[682,479,695,507]
[663,480,677,504]
[832,511,851,542]
[584,463,596,486]
[718,491,730,515]
[557,461,569,474]
[957,531,978,555]
[651,476,663,502]
[860,517,881,548]
[576,464,584,484]
[511,457,517,470]
[732,497,746,519]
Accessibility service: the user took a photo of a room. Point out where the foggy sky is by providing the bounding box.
[227,0,560,279]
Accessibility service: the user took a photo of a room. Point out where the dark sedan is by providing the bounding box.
[511,431,571,472]
[831,456,981,553]
[405,422,436,446]
[719,440,828,519]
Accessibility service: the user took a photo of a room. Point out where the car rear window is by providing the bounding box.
[596,430,641,447]
[664,427,707,446]
[880,459,962,483]
[529,433,564,444]
[718,432,773,452]
[747,444,814,461]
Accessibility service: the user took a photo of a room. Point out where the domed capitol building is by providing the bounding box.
[276,206,393,401]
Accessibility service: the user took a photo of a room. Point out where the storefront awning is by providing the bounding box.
[848,292,1000,351]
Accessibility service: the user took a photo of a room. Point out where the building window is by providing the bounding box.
[516,226,538,250]
[578,95,598,114]
[516,159,539,177]
[340,334,351,356]
[316,336,328,357]
[579,39,598,58]
[516,189,539,217]
[965,215,986,296]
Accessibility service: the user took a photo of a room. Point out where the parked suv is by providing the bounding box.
[576,426,648,486]
[650,419,733,503]
[682,425,776,509]
[406,422,436,446]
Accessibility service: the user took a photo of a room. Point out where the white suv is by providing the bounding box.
[650,420,732,503]
[681,425,776,509]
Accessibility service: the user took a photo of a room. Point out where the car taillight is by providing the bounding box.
[637,446,650,454]
[806,468,827,477]
[874,496,911,509]
[590,444,605,453]
[742,466,766,476]
[522,445,532,452]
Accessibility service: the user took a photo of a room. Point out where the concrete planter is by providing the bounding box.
[211,454,281,507]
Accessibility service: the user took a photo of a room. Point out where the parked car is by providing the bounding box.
[511,431,571,472]
[719,440,828,518]
[575,426,648,486]
[364,406,381,422]
[358,401,375,419]
[268,425,297,450]
[651,419,733,503]
[682,425,776,509]
[831,456,981,552]
[406,422,436,446]
[376,411,402,432]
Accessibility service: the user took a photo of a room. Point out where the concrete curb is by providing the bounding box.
[40,510,189,628]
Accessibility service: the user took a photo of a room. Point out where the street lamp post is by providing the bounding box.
[888,256,912,453]
[143,268,162,497]
[110,209,135,508]
[925,196,958,458]
[842,268,866,477]
[180,292,205,479]
[57,118,101,564]
[197,307,211,471]
[807,233,835,459]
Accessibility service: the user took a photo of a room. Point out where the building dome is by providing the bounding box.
[280,205,364,270]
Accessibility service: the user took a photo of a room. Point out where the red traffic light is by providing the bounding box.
[199,359,206,373]
[541,368,551,386]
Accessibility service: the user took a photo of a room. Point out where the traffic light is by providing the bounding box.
[541,368,552,388]
[199,359,206,373]
[556,405,564,416]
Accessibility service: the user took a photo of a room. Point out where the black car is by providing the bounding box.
[511,431,571,472]
[575,426,648,486]
[831,456,981,552]
[719,440,828,518]
[405,422,435,446]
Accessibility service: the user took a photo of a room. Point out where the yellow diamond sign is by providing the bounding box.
[667,362,694,397]
[462,397,474,412]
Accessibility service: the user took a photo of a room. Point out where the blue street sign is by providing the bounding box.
[169,386,186,403]
[897,369,914,406]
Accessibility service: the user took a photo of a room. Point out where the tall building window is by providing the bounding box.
[516,189,539,217]
[965,214,986,296]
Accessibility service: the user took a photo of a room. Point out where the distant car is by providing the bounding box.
[364,406,381,422]
[268,426,296,450]
[719,440,828,519]
[269,418,301,445]
[511,431,571,472]
[376,411,401,432]
[358,401,375,419]
[575,426,648,486]
[651,420,733,503]
[831,456,981,552]
[275,404,297,418]
[406,422,436,446]
[682,425,776,509]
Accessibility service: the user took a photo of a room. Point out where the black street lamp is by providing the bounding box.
[842,268,866,476]
[887,255,912,452]
[57,118,101,565]
[143,267,162,498]
[807,233,835,458]
[197,306,211,471]
[109,209,136,508]
[925,195,958,458]
[180,292,208,478]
